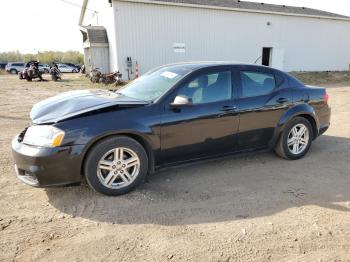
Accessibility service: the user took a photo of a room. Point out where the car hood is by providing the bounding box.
[30,90,148,124]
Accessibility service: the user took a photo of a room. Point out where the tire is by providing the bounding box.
[84,136,148,196]
[275,117,313,160]
[10,69,17,74]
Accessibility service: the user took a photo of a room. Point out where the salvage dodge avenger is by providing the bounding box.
[12,62,331,195]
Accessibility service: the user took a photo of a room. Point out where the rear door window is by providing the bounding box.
[240,71,276,97]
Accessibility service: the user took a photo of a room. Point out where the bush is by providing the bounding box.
[0,50,84,65]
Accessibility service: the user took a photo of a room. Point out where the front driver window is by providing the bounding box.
[177,71,232,104]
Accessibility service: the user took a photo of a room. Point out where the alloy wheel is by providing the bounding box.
[287,123,309,155]
[97,147,140,189]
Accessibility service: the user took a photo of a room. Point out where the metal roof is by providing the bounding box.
[126,0,350,20]
[80,26,109,45]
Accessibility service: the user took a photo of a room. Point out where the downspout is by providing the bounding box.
[79,0,89,26]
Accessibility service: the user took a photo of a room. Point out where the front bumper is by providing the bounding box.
[12,138,85,187]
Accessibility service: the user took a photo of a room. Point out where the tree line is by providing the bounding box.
[0,51,84,65]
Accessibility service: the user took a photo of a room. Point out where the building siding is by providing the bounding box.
[112,1,350,76]
[91,47,110,73]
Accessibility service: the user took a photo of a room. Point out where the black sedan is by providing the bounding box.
[12,62,331,195]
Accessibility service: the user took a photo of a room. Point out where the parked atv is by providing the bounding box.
[49,64,61,81]
[18,61,43,81]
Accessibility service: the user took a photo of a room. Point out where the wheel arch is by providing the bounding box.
[270,104,319,148]
[80,132,155,178]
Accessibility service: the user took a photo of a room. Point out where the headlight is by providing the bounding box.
[22,125,65,147]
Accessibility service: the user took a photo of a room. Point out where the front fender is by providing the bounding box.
[270,104,319,148]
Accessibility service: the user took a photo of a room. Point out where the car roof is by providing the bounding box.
[160,61,277,72]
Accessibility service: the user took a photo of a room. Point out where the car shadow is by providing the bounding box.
[46,135,350,225]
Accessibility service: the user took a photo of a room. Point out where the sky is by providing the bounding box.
[0,0,350,53]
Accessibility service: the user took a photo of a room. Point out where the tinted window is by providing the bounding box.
[13,63,24,66]
[177,71,232,104]
[240,71,276,97]
[275,74,285,88]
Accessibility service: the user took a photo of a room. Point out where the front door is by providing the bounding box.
[160,67,239,164]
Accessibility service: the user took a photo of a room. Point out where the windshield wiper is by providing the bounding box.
[115,92,151,103]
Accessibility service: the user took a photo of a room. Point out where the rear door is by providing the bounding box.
[235,65,292,150]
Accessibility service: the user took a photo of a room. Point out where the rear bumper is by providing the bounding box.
[318,124,330,137]
[317,106,331,137]
[12,138,85,187]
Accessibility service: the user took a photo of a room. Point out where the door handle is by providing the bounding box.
[220,106,237,112]
[276,98,289,104]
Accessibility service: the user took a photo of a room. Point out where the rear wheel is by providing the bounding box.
[51,75,58,81]
[10,69,17,74]
[84,136,148,196]
[275,117,313,160]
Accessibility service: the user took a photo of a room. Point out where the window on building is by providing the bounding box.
[240,71,276,97]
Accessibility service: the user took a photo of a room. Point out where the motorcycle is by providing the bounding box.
[89,69,102,83]
[49,65,61,81]
[80,65,86,74]
[100,71,124,85]
[18,61,43,81]
[90,69,124,86]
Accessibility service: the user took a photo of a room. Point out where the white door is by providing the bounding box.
[272,48,285,70]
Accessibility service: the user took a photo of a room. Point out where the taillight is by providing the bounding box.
[323,92,329,105]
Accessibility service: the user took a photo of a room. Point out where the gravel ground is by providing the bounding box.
[0,73,349,261]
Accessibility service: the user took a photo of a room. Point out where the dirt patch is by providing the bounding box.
[0,73,349,261]
[291,71,350,86]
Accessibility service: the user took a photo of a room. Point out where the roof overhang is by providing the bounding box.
[80,26,109,48]
[79,0,89,25]
[117,0,350,22]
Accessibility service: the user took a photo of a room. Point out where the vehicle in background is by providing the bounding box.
[80,65,86,74]
[11,62,331,196]
[18,61,43,81]
[89,69,124,85]
[39,64,50,73]
[0,62,7,70]
[57,63,79,73]
[5,62,25,74]
[63,63,81,71]
[49,64,61,81]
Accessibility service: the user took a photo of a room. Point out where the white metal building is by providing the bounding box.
[79,0,350,77]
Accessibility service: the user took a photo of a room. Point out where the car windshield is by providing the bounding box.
[118,66,191,102]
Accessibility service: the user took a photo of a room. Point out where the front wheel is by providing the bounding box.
[84,136,148,196]
[275,117,313,160]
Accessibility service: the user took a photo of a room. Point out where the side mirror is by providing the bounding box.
[170,95,193,107]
